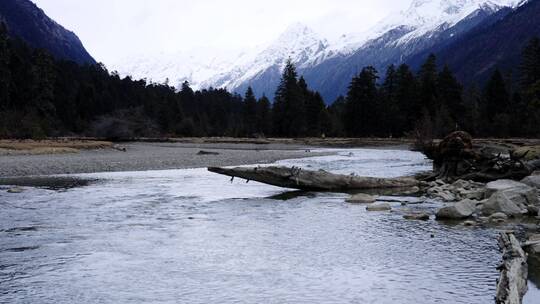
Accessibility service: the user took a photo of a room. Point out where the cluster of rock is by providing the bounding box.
[431,174,540,223]
[427,179,486,202]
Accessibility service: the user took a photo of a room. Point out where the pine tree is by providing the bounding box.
[256,95,272,136]
[273,59,305,137]
[242,87,258,136]
[394,64,419,132]
[328,96,346,137]
[437,65,464,126]
[305,91,326,137]
[28,49,56,133]
[418,54,439,115]
[298,76,325,137]
[483,69,510,123]
[520,37,540,89]
[344,66,379,137]
[0,23,11,110]
[381,65,402,136]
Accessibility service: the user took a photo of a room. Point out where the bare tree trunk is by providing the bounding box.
[208,166,420,191]
[496,232,528,304]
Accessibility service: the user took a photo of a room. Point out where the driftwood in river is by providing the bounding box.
[496,232,528,304]
[207,166,420,191]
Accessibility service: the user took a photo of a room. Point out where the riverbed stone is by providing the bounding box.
[527,234,540,255]
[346,193,377,204]
[427,186,456,202]
[485,180,533,197]
[7,187,24,193]
[459,188,486,200]
[521,175,540,189]
[527,205,539,216]
[463,220,476,226]
[481,191,528,216]
[435,199,476,220]
[403,213,430,221]
[489,212,509,221]
[366,203,391,211]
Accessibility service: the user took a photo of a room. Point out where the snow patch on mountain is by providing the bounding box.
[108,47,259,89]
[201,23,329,90]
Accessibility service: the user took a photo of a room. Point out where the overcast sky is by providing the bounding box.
[31,0,412,64]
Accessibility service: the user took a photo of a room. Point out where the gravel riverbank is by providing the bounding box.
[0,142,330,177]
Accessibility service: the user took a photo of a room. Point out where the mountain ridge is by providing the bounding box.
[111,0,525,102]
[0,0,95,65]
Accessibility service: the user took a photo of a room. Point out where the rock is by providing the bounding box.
[463,220,476,226]
[427,180,486,202]
[346,193,377,204]
[427,187,457,202]
[197,150,220,155]
[459,188,485,200]
[527,205,539,216]
[514,146,540,161]
[489,212,509,221]
[366,203,391,212]
[435,199,476,220]
[7,187,24,193]
[526,234,540,255]
[521,175,540,189]
[477,216,489,223]
[485,179,534,197]
[481,182,539,216]
[451,180,469,189]
[403,213,430,221]
[481,191,527,216]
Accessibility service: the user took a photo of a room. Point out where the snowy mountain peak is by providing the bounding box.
[368,0,518,46]
[268,23,328,62]
[199,23,329,92]
[277,23,317,41]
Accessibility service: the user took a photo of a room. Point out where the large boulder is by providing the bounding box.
[486,180,534,197]
[403,213,430,221]
[435,199,477,220]
[346,193,377,204]
[366,203,391,212]
[481,190,531,216]
[521,175,540,189]
[7,187,24,193]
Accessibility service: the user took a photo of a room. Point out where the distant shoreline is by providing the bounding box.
[0,141,330,178]
[1,137,539,178]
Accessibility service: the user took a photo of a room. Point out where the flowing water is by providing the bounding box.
[0,148,538,304]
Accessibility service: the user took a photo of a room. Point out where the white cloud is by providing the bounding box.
[31,0,412,64]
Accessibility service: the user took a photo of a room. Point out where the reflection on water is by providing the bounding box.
[0,148,535,303]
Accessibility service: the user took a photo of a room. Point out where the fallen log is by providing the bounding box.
[496,232,528,304]
[207,166,420,191]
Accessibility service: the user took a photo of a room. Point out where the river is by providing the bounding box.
[1,148,538,303]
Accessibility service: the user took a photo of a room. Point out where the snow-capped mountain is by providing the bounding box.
[108,48,258,89]
[110,23,328,91]
[202,23,329,92]
[111,0,520,99]
[306,0,517,65]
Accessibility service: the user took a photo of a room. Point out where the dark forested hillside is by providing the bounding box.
[0,0,95,65]
[411,0,540,85]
